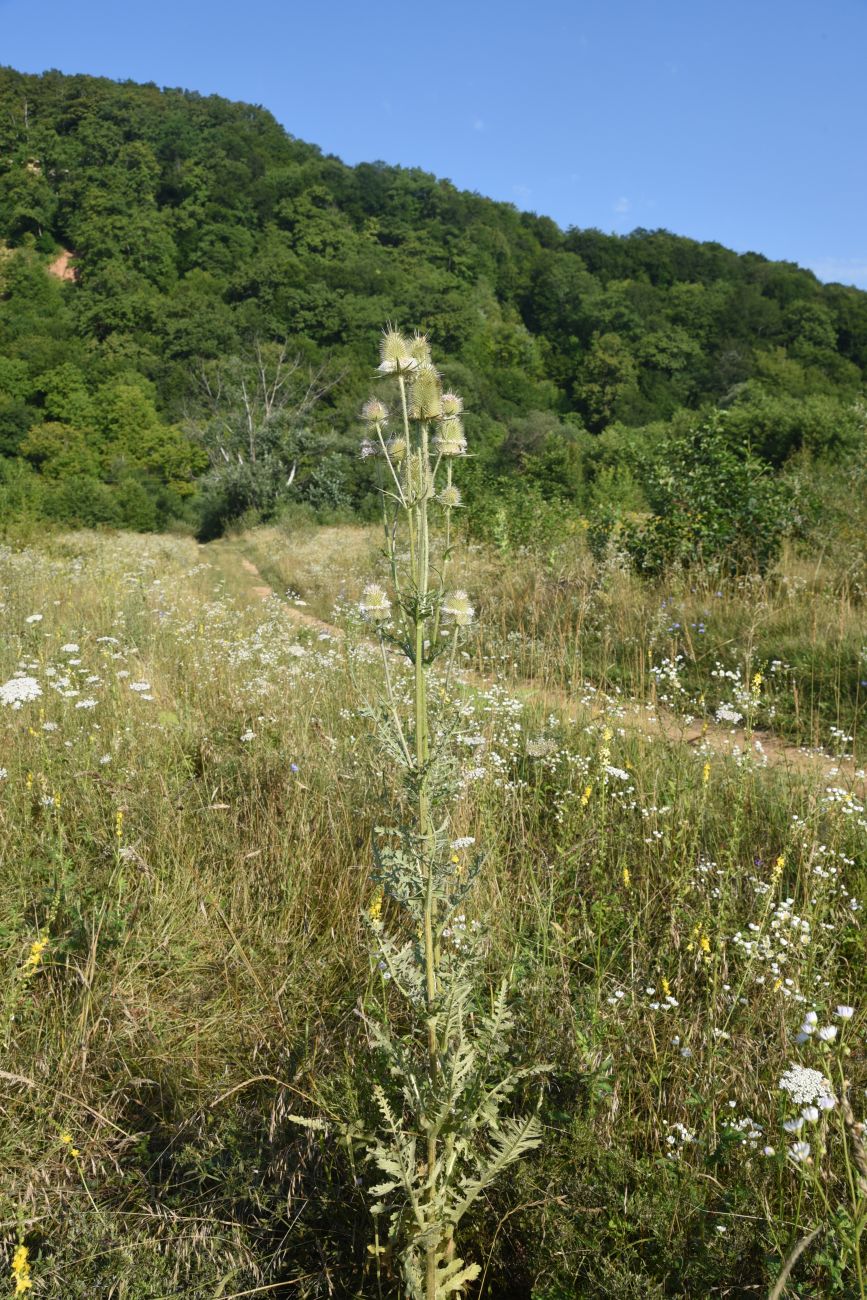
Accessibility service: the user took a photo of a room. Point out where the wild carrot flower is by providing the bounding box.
[0,676,42,709]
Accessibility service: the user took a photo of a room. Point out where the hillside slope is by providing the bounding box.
[1,66,865,530]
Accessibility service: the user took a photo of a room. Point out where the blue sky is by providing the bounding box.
[3,0,866,287]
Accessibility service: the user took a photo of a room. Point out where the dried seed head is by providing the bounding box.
[378,328,417,374]
[441,391,463,416]
[362,398,389,424]
[408,364,442,421]
[442,589,474,626]
[359,583,391,620]
[438,484,462,509]
[434,418,467,456]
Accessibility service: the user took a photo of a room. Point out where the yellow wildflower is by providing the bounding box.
[702,761,710,786]
[772,854,785,882]
[580,784,592,808]
[687,924,712,959]
[60,1132,80,1157]
[22,938,48,975]
[115,809,124,841]
[622,866,631,888]
[661,977,671,998]
[367,890,383,923]
[12,1244,32,1294]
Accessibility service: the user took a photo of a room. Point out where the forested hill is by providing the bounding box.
[1,65,866,535]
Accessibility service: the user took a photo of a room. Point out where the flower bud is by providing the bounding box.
[359,583,391,620]
[408,332,432,366]
[442,589,474,626]
[434,418,467,457]
[408,364,442,421]
[362,398,389,424]
[437,484,462,509]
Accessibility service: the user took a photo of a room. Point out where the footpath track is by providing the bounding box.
[208,539,866,796]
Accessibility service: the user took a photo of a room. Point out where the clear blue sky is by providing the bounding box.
[3,0,866,287]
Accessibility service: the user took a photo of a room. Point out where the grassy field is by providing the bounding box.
[1,526,865,1298]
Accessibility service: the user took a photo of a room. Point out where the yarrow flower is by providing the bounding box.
[0,676,42,709]
[359,583,391,621]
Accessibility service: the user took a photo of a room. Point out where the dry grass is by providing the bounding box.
[0,527,865,1297]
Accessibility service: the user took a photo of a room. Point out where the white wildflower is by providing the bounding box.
[0,676,42,709]
[779,1063,834,1106]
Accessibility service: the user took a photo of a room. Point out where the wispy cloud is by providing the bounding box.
[512,183,532,200]
[613,196,630,215]
[472,117,485,132]
[808,257,867,289]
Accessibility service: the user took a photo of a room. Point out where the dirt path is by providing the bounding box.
[213,541,865,794]
[47,248,76,281]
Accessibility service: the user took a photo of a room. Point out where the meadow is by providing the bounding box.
[1,522,865,1298]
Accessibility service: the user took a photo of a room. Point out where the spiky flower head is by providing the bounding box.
[408,364,442,421]
[387,435,408,462]
[359,583,391,621]
[442,589,475,626]
[434,418,467,457]
[362,398,389,425]
[408,332,432,366]
[441,391,464,416]
[438,484,462,509]
[378,328,417,375]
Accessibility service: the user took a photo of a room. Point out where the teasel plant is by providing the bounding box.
[349,328,547,1298]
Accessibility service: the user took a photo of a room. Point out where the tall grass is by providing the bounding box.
[0,523,865,1297]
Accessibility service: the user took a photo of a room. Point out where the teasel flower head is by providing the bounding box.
[438,484,462,509]
[359,583,391,621]
[434,418,467,457]
[441,391,464,416]
[378,328,417,375]
[408,332,432,366]
[408,364,442,421]
[387,435,408,462]
[442,589,475,626]
[362,397,389,425]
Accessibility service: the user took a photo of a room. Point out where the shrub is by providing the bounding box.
[594,413,791,575]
